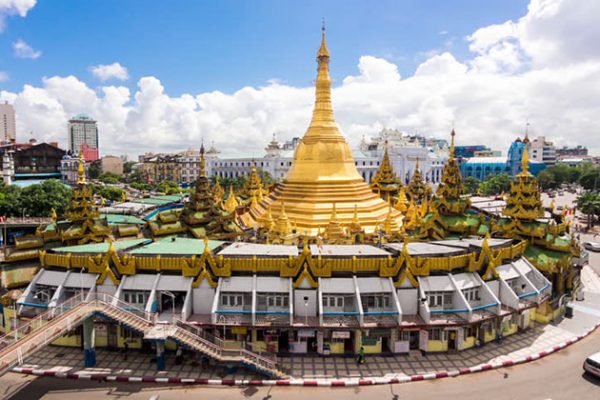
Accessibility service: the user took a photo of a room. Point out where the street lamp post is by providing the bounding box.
[80,266,86,299]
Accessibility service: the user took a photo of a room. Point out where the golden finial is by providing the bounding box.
[121,191,127,202]
[203,236,210,253]
[519,143,530,176]
[450,129,456,160]
[77,152,86,185]
[199,139,206,177]
[100,197,106,207]
[317,20,329,59]
[51,208,57,222]
[415,156,420,172]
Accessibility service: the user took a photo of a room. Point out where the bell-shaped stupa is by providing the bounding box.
[241,27,401,235]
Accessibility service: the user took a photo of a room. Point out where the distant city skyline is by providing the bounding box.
[0,0,599,158]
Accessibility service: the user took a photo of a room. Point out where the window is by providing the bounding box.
[462,287,481,302]
[427,291,453,308]
[429,328,446,341]
[221,294,244,307]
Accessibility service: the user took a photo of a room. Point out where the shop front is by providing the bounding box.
[316,330,354,355]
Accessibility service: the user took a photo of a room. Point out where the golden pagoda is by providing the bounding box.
[370,141,401,201]
[241,27,401,235]
[394,186,409,213]
[406,158,427,203]
[180,143,242,240]
[62,153,111,244]
[323,203,347,243]
[434,129,469,214]
[242,163,264,202]
[224,186,239,213]
[212,177,225,203]
[502,145,544,220]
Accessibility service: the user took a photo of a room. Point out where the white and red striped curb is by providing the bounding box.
[12,322,600,387]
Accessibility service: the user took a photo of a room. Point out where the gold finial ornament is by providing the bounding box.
[199,140,206,177]
[77,152,86,185]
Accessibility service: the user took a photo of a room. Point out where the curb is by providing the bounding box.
[12,322,600,387]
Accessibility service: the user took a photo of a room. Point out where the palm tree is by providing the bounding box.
[577,191,600,228]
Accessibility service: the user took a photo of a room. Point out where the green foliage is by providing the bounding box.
[537,169,557,190]
[537,163,582,190]
[130,182,151,191]
[478,173,512,195]
[257,169,275,186]
[577,191,600,227]
[125,170,146,184]
[123,161,136,174]
[98,172,122,184]
[463,176,480,195]
[579,168,600,191]
[0,180,71,218]
[93,185,125,202]
[88,164,101,179]
[156,180,180,195]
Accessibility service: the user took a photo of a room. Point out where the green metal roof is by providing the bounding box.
[132,198,174,205]
[103,214,146,225]
[129,237,225,255]
[52,238,151,254]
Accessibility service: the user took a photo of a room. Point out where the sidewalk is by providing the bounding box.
[12,265,600,383]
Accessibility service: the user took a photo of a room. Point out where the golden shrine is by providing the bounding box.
[240,28,401,235]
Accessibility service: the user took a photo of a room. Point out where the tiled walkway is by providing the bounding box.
[17,265,600,380]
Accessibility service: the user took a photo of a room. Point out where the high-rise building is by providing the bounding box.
[530,136,556,166]
[68,113,98,160]
[0,101,16,143]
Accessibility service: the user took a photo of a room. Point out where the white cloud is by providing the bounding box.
[13,38,41,58]
[89,62,129,81]
[0,0,36,31]
[0,71,8,81]
[1,0,600,158]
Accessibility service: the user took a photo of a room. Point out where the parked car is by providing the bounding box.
[583,242,600,252]
[583,351,600,378]
[572,249,589,268]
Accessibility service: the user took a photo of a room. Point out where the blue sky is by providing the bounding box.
[0,0,528,95]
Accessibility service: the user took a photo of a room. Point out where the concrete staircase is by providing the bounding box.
[0,292,287,378]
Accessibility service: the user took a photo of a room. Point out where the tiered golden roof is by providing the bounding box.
[212,177,225,203]
[406,158,428,203]
[394,186,409,212]
[370,142,401,201]
[241,27,401,235]
[62,153,111,244]
[323,203,347,243]
[242,163,264,201]
[502,145,544,220]
[179,144,242,240]
[224,186,239,213]
[434,129,469,215]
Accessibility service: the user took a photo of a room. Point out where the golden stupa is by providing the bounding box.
[241,27,401,235]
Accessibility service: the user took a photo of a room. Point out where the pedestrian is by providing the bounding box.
[356,346,365,364]
[175,346,183,365]
[123,340,129,361]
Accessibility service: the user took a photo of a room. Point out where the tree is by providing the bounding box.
[93,185,125,202]
[577,191,600,228]
[88,164,101,179]
[98,172,121,184]
[579,168,600,191]
[478,173,512,196]
[123,161,136,174]
[156,180,180,195]
[463,176,480,195]
[15,180,71,218]
[537,169,557,190]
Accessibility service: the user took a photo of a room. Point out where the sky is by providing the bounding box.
[0,0,599,158]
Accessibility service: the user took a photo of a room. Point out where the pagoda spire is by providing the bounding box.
[199,139,206,177]
[77,152,86,185]
[303,24,339,143]
[519,143,531,176]
[449,129,456,160]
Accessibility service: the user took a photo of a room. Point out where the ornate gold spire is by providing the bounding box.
[394,186,409,212]
[77,152,86,185]
[324,202,346,242]
[243,162,264,200]
[407,157,427,203]
[519,143,530,176]
[449,128,456,160]
[371,141,401,200]
[503,142,543,220]
[199,140,206,177]
[212,177,224,202]
[383,204,401,235]
[224,186,239,213]
[274,202,292,236]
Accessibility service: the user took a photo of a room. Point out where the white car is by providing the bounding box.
[583,351,600,378]
[583,242,600,252]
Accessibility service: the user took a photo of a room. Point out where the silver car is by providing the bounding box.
[583,351,600,378]
[583,242,600,252]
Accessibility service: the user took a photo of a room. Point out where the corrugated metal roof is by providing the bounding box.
[255,277,290,292]
[452,273,481,289]
[385,242,465,256]
[496,264,520,280]
[418,276,454,292]
[63,272,99,288]
[218,242,298,257]
[309,244,390,257]
[220,276,253,292]
[320,278,355,293]
[122,274,157,290]
[357,277,392,293]
[156,275,193,291]
[53,238,150,253]
[130,237,224,255]
[36,270,67,286]
[513,258,534,275]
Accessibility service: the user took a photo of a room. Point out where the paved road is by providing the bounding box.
[2,329,599,400]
